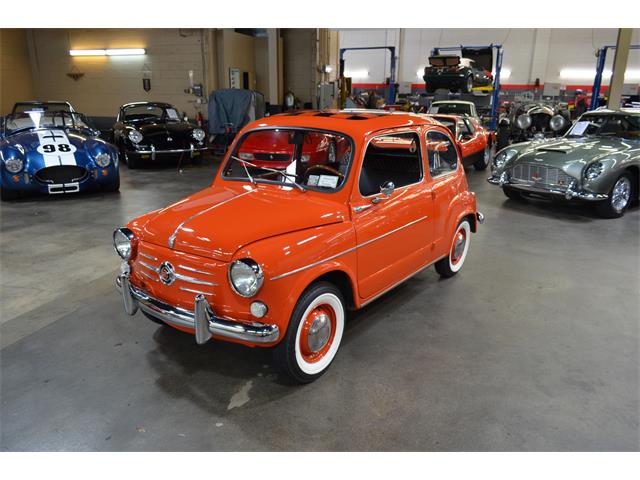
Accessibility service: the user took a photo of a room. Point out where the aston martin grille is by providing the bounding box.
[35,166,88,184]
[510,163,574,187]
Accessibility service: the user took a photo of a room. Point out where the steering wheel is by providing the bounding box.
[305,164,344,179]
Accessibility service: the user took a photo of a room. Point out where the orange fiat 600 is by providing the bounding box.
[114,110,483,383]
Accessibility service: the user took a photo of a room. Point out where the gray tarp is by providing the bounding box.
[207,89,264,135]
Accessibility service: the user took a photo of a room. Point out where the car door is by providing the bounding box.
[425,128,461,255]
[456,117,484,163]
[350,129,434,300]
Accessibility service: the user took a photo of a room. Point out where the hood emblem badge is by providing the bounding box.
[167,136,173,142]
[158,261,176,285]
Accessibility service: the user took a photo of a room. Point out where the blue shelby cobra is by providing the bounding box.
[0,110,120,201]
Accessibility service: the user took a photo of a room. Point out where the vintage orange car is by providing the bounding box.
[114,110,483,383]
[427,113,495,171]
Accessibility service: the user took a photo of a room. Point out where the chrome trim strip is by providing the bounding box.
[139,252,158,261]
[128,147,208,154]
[168,189,255,249]
[271,215,429,281]
[139,261,159,273]
[360,255,447,307]
[174,272,218,286]
[177,264,215,276]
[180,286,215,296]
[139,270,159,282]
[117,274,279,345]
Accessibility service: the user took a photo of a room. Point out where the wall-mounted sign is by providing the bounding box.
[229,68,241,89]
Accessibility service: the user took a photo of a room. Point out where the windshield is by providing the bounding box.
[13,103,72,114]
[566,114,640,139]
[3,111,90,136]
[222,128,353,192]
[123,104,181,122]
[428,103,472,116]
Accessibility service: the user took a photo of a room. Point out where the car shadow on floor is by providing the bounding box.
[499,196,638,222]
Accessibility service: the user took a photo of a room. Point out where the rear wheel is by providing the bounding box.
[596,173,633,218]
[462,75,474,93]
[503,186,524,202]
[473,141,492,171]
[435,220,471,278]
[273,282,345,384]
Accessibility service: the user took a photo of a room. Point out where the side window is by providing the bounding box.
[426,130,459,178]
[457,120,471,139]
[359,132,423,197]
[463,117,476,134]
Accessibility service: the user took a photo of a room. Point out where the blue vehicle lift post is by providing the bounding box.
[339,46,397,106]
[589,44,640,110]
[430,44,503,130]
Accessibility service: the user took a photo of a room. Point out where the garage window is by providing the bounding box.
[426,130,459,178]
[359,132,423,197]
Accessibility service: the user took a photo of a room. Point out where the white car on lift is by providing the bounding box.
[427,100,480,120]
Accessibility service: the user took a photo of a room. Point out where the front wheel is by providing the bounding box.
[473,141,492,171]
[435,220,471,278]
[596,173,633,218]
[273,282,345,383]
[462,75,474,93]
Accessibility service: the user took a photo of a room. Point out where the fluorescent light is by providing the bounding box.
[344,70,369,79]
[69,48,145,57]
[560,68,640,80]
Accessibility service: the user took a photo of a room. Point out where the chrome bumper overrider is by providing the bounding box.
[487,173,608,201]
[116,274,279,345]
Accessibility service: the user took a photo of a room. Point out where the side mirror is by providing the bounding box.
[372,181,395,204]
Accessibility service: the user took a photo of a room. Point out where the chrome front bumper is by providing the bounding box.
[129,144,208,160]
[487,172,608,201]
[116,274,279,345]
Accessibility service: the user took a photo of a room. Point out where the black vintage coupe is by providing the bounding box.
[112,102,207,168]
[423,56,492,94]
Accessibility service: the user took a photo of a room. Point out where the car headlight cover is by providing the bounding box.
[192,128,205,142]
[128,129,143,144]
[113,228,136,260]
[94,152,111,167]
[584,161,604,180]
[229,258,264,297]
[516,114,532,130]
[5,157,24,173]
[494,148,518,168]
[239,152,255,160]
[549,114,566,132]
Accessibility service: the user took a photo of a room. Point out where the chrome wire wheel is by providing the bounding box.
[611,176,631,212]
[466,76,474,92]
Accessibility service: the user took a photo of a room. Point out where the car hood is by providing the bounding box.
[509,137,636,175]
[133,184,348,261]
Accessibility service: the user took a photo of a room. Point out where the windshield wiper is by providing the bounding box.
[231,156,306,192]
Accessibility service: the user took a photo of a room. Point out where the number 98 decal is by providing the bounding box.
[37,143,77,155]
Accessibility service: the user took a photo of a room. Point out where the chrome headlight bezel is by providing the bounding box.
[516,114,532,130]
[228,258,264,298]
[549,114,566,132]
[584,161,605,180]
[493,148,519,169]
[128,129,143,144]
[94,152,111,167]
[113,228,136,260]
[4,157,24,173]
[192,128,205,142]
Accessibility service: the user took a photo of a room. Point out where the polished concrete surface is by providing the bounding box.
[1,157,638,451]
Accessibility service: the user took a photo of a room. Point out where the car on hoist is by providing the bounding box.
[113,110,483,383]
[424,56,492,94]
[0,107,119,201]
[488,109,640,218]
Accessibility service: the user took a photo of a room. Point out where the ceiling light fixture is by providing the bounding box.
[70,48,146,57]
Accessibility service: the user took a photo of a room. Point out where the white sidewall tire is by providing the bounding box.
[294,293,344,375]
[449,220,471,273]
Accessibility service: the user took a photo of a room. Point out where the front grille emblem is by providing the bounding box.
[167,136,173,142]
[531,172,542,182]
[158,261,176,285]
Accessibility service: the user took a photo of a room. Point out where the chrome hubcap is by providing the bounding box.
[483,145,490,165]
[453,232,466,260]
[611,177,631,211]
[307,312,332,353]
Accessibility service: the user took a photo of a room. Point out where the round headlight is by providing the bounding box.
[113,228,136,260]
[128,130,143,144]
[516,114,532,130]
[493,148,518,168]
[192,128,205,142]
[4,157,24,173]
[584,161,604,180]
[94,152,111,167]
[549,114,566,132]
[229,259,264,297]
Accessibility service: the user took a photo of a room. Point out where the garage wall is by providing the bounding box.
[0,29,35,115]
[282,29,317,107]
[338,28,640,89]
[26,29,206,118]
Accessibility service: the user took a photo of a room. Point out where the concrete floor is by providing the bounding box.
[1,157,638,451]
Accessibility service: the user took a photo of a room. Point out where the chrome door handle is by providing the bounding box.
[353,205,372,213]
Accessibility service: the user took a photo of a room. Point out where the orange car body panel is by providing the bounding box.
[123,111,479,347]
[427,113,496,161]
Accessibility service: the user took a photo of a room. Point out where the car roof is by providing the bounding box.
[248,110,442,136]
[431,100,475,106]
[121,102,174,109]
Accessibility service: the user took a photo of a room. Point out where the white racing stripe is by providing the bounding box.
[36,130,77,167]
